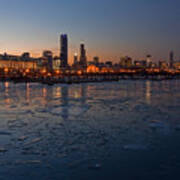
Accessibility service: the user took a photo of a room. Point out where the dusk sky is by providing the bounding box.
[0,0,179,63]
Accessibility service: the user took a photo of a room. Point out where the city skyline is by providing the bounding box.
[0,0,179,63]
[0,33,178,65]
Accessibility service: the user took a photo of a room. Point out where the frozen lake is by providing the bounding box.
[0,80,180,180]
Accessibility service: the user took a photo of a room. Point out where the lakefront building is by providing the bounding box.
[79,43,87,67]
[60,34,68,67]
[0,53,38,70]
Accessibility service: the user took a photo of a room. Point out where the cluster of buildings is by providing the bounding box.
[118,52,180,70]
[0,34,88,72]
[0,34,180,74]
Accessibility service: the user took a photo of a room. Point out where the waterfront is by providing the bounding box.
[0,80,180,179]
[1,70,180,85]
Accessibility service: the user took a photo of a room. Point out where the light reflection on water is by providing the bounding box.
[0,80,179,129]
[0,80,180,117]
[0,80,180,179]
[146,80,151,104]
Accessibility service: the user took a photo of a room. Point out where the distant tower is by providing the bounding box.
[73,53,78,66]
[146,55,152,67]
[79,43,87,67]
[93,56,99,65]
[169,51,174,68]
[60,34,68,67]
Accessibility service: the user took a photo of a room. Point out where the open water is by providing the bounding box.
[0,80,180,180]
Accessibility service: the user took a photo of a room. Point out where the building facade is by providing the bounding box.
[60,34,68,67]
[79,43,87,67]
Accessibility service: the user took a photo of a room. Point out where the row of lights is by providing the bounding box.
[1,67,180,76]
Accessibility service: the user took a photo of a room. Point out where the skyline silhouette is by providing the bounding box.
[0,0,179,63]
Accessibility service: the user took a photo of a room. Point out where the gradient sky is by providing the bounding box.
[0,0,179,63]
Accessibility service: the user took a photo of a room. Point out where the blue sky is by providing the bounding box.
[0,0,179,63]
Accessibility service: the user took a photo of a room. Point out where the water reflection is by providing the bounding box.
[60,85,87,119]
[81,85,87,104]
[3,82,11,106]
[0,82,180,180]
[145,81,151,104]
[61,86,69,119]
[0,81,179,120]
[0,83,89,120]
[26,83,30,103]
[54,87,61,98]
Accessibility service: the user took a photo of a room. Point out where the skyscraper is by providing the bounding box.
[73,53,78,66]
[60,34,68,67]
[79,43,87,67]
[169,51,174,68]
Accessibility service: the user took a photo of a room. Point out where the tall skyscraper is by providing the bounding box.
[79,43,87,67]
[169,51,174,68]
[73,53,78,66]
[60,34,68,67]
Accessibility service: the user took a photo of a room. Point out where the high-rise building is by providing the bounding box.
[73,53,78,66]
[146,55,152,67]
[119,56,132,68]
[60,34,68,67]
[93,56,99,65]
[43,50,53,71]
[79,43,87,67]
[43,50,53,58]
[169,51,174,68]
[159,61,168,69]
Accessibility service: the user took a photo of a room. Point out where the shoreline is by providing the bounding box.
[1,73,180,85]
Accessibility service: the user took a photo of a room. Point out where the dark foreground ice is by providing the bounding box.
[0,80,180,180]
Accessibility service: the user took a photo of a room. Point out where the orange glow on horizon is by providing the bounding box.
[55,70,61,74]
[4,68,9,73]
[87,65,99,73]
[41,69,47,74]
[77,70,82,75]
[25,69,30,73]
